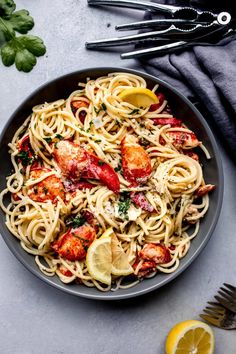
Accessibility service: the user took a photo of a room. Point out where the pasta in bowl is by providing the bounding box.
[0,68,223,299]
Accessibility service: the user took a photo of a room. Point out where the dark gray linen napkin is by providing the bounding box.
[140,0,236,159]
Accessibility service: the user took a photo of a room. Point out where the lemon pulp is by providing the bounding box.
[165,320,215,354]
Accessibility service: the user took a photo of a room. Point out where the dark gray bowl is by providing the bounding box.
[0,67,223,300]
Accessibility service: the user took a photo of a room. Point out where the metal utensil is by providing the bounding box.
[86,24,209,48]
[120,28,234,59]
[88,0,220,22]
[116,12,231,31]
[86,12,231,48]
[200,302,236,329]
[215,283,236,314]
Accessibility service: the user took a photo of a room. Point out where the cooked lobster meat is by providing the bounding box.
[28,168,65,203]
[121,134,152,184]
[163,131,200,149]
[196,184,215,197]
[130,192,155,213]
[52,225,96,261]
[139,243,171,264]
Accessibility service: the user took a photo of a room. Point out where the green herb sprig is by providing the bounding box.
[0,0,46,72]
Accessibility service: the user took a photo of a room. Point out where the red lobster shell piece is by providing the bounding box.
[53,140,120,194]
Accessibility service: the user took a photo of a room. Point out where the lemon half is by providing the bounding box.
[165,320,215,354]
[118,87,158,108]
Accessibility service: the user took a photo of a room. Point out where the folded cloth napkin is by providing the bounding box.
[140,0,236,159]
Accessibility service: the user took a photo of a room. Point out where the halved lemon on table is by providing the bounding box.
[165,320,215,354]
[86,228,133,285]
[118,87,159,108]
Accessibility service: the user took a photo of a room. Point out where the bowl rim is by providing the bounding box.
[0,66,224,300]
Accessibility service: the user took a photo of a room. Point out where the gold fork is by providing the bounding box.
[200,302,236,329]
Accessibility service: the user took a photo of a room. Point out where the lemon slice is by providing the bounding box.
[100,228,133,276]
[165,320,215,354]
[100,227,114,239]
[86,237,112,285]
[111,234,134,276]
[118,87,159,108]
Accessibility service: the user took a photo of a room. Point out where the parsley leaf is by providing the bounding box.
[0,0,16,18]
[0,0,46,72]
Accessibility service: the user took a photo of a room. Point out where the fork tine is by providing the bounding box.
[203,308,222,318]
[224,283,236,293]
[203,309,219,318]
[207,301,224,308]
[200,314,221,327]
[206,305,225,313]
[219,288,233,299]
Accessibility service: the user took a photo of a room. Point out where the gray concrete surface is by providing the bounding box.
[0,1,236,353]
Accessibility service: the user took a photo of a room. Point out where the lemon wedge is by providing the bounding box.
[111,233,134,276]
[165,320,215,354]
[118,87,159,108]
[86,237,112,286]
[100,227,114,239]
[87,228,133,284]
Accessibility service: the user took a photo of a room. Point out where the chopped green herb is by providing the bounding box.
[16,151,33,166]
[130,108,140,115]
[118,191,131,218]
[94,106,99,114]
[118,198,131,217]
[55,134,63,140]
[54,142,58,149]
[95,139,102,143]
[98,160,105,166]
[65,215,86,228]
[101,103,107,111]
[94,103,106,115]
[86,121,94,133]
[44,137,52,143]
[114,165,121,172]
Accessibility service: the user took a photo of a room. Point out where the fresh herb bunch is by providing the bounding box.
[0,0,46,72]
